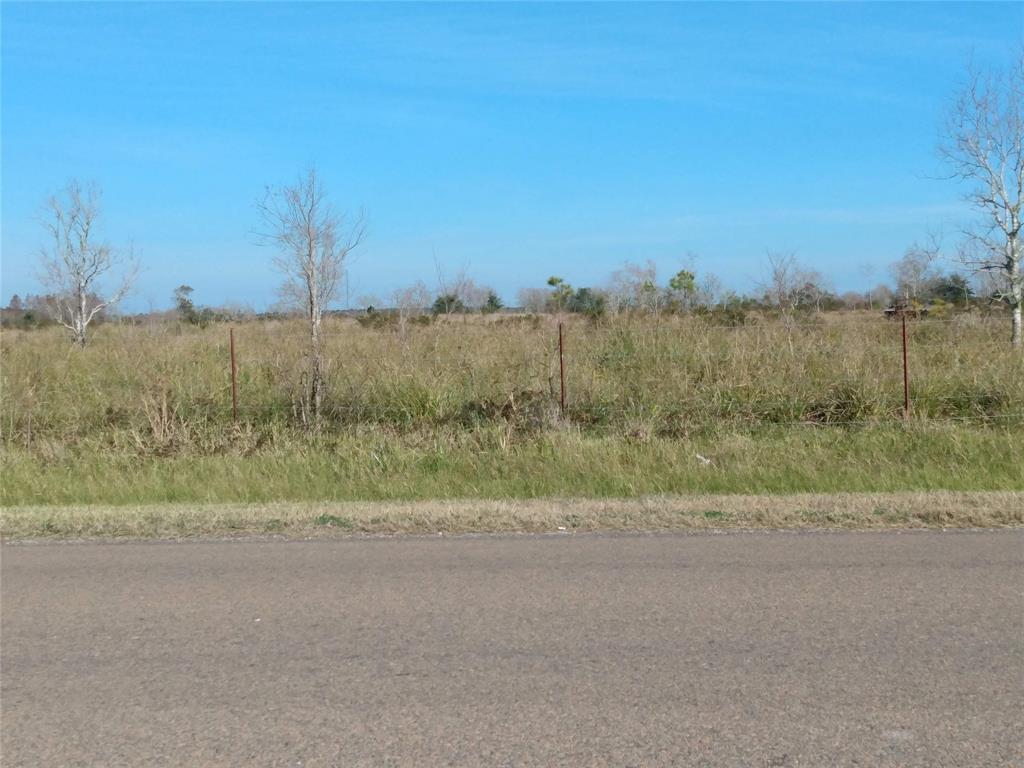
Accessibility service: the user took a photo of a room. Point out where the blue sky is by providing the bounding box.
[2,2,1022,311]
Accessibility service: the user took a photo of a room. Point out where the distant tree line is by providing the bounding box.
[1,249,1009,331]
[1,292,109,330]
[9,50,1021,350]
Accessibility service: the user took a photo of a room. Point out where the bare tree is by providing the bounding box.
[940,51,1023,346]
[607,260,661,315]
[258,168,365,425]
[974,268,1011,302]
[38,180,135,346]
[840,290,867,310]
[859,262,877,309]
[516,287,548,313]
[762,252,803,316]
[890,241,941,302]
[433,264,490,315]
[460,280,492,312]
[695,273,725,309]
[391,280,432,334]
[760,252,816,351]
[763,255,833,315]
[872,282,896,310]
[795,269,834,314]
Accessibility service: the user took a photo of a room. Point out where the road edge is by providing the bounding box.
[3,491,1022,542]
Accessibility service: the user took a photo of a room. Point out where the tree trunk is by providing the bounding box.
[308,289,323,427]
[75,286,88,346]
[309,338,323,424]
[1012,246,1022,348]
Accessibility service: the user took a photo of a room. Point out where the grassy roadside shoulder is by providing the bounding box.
[4,423,1023,506]
[4,424,1021,539]
[3,492,1022,540]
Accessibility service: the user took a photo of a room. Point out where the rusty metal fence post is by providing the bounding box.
[901,313,910,419]
[558,321,567,417]
[230,327,238,423]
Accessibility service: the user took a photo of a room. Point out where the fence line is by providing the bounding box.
[206,318,1024,425]
[556,316,1013,332]
[5,316,1022,439]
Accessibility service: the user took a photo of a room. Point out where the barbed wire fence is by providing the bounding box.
[203,314,1024,431]
[4,311,1022,447]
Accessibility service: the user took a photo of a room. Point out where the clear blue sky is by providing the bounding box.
[2,2,1022,311]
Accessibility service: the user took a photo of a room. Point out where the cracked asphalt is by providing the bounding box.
[2,530,1021,767]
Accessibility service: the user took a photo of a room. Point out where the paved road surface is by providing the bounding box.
[2,531,1022,767]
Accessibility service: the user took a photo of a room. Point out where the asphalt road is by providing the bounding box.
[2,531,1022,767]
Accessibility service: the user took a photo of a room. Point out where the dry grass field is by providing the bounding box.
[2,312,1022,536]
[5,311,1022,433]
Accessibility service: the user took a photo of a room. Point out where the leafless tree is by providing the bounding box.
[858,262,877,309]
[258,168,365,425]
[38,180,136,346]
[890,240,941,302]
[840,290,867,310]
[355,294,383,312]
[795,269,834,314]
[607,260,661,315]
[940,51,1023,346]
[761,252,818,350]
[433,264,491,314]
[391,280,432,334]
[762,252,804,315]
[695,273,725,309]
[762,255,831,315]
[459,280,492,312]
[516,287,548,313]
[872,282,896,309]
[974,268,1011,302]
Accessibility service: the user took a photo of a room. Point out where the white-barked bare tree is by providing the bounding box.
[940,50,1023,347]
[258,168,366,426]
[38,180,136,346]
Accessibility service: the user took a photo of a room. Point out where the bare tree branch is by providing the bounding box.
[36,180,137,346]
[257,167,366,426]
[940,50,1024,346]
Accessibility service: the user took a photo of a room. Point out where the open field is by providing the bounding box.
[2,316,1022,528]
[4,314,1022,437]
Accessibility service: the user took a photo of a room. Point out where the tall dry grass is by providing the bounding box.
[2,312,1021,452]
[3,314,1022,508]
